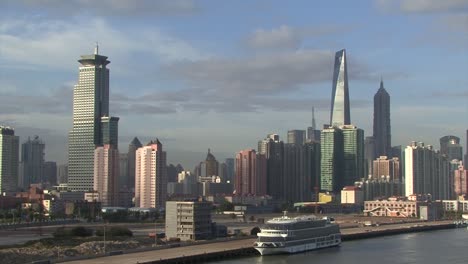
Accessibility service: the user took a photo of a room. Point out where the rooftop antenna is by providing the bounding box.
[94,42,99,55]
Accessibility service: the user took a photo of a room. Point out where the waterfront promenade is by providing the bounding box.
[63,220,456,264]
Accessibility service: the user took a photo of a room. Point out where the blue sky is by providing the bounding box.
[1,0,467,169]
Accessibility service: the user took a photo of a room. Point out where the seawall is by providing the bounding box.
[140,221,457,264]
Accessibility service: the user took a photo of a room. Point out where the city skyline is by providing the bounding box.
[1,1,467,169]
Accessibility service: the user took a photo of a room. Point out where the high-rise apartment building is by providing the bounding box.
[258,134,284,199]
[287,130,306,145]
[127,137,142,190]
[373,80,391,157]
[320,127,344,192]
[330,49,350,127]
[57,164,68,184]
[68,46,118,191]
[372,156,400,182]
[0,126,19,194]
[454,165,467,196]
[225,158,235,184]
[135,140,167,208]
[341,125,364,186]
[19,136,45,189]
[234,149,266,196]
[404,142,451,200]
[440,135,462,161]
[94,144,119,206]
[119,153,128,190]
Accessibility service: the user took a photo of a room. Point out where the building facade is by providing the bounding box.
[135,140,167,208]
[372,156,400,182]
[320,127,344,192]
[373,80,391,158]
[330,49,350,127]
[364,136,375,178]
[68,47,116,191]
[19,136,45,189]
[127,137,142,190]
[43,161,57,186]
[454,165,467,196]
[0,126,19,194]
[57,164,68,184]
[404,142,451,200]
[165,201,212,241]
[287,130,306,145]
[439,135,462,161]
[341,125,364,186]
[94,144,119,206]
[234,149,266,196]
[205,149,219,177]
[307,107,321,143]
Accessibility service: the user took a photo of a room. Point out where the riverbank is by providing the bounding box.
[62,220,457,264]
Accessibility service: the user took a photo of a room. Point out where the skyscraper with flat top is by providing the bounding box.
[68,46,118,192]
[0,126,19,194]
[330,49,350,127]
[373,79,391,158]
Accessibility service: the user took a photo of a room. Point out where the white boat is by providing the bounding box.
[253,212,341,255]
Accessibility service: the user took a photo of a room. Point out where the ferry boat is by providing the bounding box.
[253,212,341,255]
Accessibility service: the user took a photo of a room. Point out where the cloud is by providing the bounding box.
[0,18,207,72]
[376,0,468,13]
[246,25,352,50]
[4,0,199,17]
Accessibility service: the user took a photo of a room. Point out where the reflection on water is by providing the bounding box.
[215,229,468,264]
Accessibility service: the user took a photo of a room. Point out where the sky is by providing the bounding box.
[1,0,467,170]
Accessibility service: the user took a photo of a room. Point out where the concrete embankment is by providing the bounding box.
[63,221,457,264]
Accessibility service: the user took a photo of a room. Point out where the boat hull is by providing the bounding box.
[254,238,341,256]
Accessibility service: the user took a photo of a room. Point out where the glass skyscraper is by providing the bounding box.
[330,49,350,127]
[320,127,344,192]
[68,46,113,191]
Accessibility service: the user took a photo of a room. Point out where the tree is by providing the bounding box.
[218,199,234,212]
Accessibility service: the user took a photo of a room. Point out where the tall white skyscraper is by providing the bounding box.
[68,46,119,192]
[135,140,167,208]
[0,126,19,194]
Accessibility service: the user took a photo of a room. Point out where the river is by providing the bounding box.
[214,228,468,264]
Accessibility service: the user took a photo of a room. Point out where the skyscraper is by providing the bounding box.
[0,126,19,194]
[372,156,400,182]
[57,164,68,184]
[364,136,375,178]
[330,49,350,127]
[404,142,451,200]
[68,46,112,192]
[225,158,235,184]
[127,137,142,190]
[258,134,284,199]
[465,130,468,166]
[307,107,321,143]
[373,79,391,157]
[19,136,45,189]
[234,149,266,196]
[135,140,167,208]
[341,125,364,186]
[205,149,219,177]
[43,161,57,186]
[320,127,344,192]
[94,144,119,206]
[287,130,306,145]
[440,135,462,161]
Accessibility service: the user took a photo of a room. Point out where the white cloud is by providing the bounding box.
[376,0,468,13]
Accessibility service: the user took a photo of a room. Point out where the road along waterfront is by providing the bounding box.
[62,220,457,264]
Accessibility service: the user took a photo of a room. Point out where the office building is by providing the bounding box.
[43,161,57,186]
[307,107,321,143]
[127,137,142,190]
[258,134,284,199]
[68,46,120,191]
[372,156,400,182]
[287,130,306,145]
[320,127,344,192]
[205,149,219,177]
[0,126,19,193]
[57,164,68,184]
[165,200,212,241]
[440,135,463,161]
[341,125,364,186]
[373,79,391,157]
[404,142,451,200]
[119,153,128,190]
[364,136,375,178]
[135,140,167,208]
[234,149,266,196]
[330,49,350,127]
[224,158,234,184]
[94,144,119,206]
[19,136,45,189]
